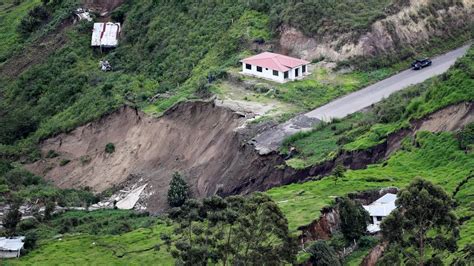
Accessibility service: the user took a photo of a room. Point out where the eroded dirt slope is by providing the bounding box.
[27,101,295,212]
[27,101,473,212]
[280,0,473,61]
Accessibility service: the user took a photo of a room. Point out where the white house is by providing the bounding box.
[91,22,121,48]
[0,237,25,258]
[362,193,397,233]
[240,52,310,83]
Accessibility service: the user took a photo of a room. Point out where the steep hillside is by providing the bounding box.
[279,0,473,63]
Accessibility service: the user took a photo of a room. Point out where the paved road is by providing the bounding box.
[252,44,471,155]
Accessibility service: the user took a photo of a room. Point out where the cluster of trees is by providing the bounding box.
[380,178,459,265]
[161,192,297,265]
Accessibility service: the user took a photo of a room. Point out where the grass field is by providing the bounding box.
[7,224,173,265]
[268,131,474,232]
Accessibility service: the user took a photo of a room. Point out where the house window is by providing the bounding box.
[376,216,383,222]
[302,65,306,73]
[265,68,268,70]
[257,66,262,72]
[245,64,251,70]
[273,70,279,76]
[295,68,299,77]
[284,71,288,79]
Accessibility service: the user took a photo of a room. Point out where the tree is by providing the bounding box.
[163,193,297,265]
[3,200,22,236]
[167,172,189,207]
[44,198,56,220]
[332,163,346,185]
[338,197,370,241]
[380,178,458,265]
[307,241,341,266]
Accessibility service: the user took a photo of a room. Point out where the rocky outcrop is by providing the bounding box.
[279,0,473,61]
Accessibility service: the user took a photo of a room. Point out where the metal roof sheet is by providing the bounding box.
[0,237,25,251]
[91,22,121,47]
[363,193,397,217]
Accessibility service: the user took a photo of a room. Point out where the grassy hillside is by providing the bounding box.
[282,45,474,169]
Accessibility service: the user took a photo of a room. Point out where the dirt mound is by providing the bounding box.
[82,0,124,16]
[279,0,473,61]
[27,101,293,212]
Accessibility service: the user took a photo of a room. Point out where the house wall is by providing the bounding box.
[241,63,309,83]
[241,63,284,83]
[0,250,20,258]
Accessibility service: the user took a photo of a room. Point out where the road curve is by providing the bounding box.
[252,44,471,155]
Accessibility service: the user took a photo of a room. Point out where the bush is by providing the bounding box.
[167,172,189,207]
[307,241,341,266]
[59,159,71,166]
[105,143,115,153]
[45,149,59,158]
[17,5,50,37]
[338,197,370,241]
[458,122,474,150]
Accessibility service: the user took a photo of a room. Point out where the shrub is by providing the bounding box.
[307,241,341,266]
[105,143,115,153]
[59,159,71,166]
[80,155,91,165]
[45,149,59,158]
[167,172,189,207]
[338,197,370,241]
[17,5,50,37]
[458,122,474,150]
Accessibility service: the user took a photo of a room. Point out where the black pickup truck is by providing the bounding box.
[411,58,432,70]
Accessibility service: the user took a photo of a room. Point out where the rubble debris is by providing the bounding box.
[99,60,112,71]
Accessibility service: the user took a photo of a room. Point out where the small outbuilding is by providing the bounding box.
[0,237,25,258]
[240,52,310,83]
[91,22,121,48]
[362,193,397,233]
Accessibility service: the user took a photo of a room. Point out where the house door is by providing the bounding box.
[295,68,299,77]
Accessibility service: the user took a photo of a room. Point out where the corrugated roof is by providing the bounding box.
[241,52,309,72]
[0,237,25,251]
[91,22,121,47]
[363,193,397,217]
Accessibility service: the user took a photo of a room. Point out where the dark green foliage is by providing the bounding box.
[164,193,297,265]
[59,159,70,166]
[307,241,341,266]
[380,178,459,264]
[23,231,38,251]
[45,149,59,158]
[44,198,56,220]
[167,172,189,208]
[332,163,346,184]
[3,168,43,190]
[338,197,370,241]
[105,143,115,154]
[458,122,474,150]
[17,5,50,37]
[3,201,22,236]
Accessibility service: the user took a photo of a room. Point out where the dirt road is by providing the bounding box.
[252,44,471,155]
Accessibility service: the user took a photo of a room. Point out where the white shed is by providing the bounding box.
[0,237,25,258]
[91,22,121,48]
[240,52,310,83]
[363,193,397,233]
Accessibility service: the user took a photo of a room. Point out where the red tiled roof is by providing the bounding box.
[241,52,309,72]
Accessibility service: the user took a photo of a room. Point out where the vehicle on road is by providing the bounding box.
[411,58,432,70]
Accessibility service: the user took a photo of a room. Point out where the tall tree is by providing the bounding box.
[381,178,458,265]
[332,163,346,185]
[338,197,370,242]
[3,200,22,236]
[167,172,189,207]
[163,193,297,265]
[307,240,341,266]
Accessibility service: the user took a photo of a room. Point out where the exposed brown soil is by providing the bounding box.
[27,101,473,213]
[27,101,295,212]
[279,0,473,61]
[82,0,124,17]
